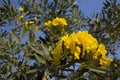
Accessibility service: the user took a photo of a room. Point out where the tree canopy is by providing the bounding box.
[0,0,120,80]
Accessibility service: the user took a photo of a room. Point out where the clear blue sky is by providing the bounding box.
[79,0,104,16]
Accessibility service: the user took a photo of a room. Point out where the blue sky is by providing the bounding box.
[79,0,104,16]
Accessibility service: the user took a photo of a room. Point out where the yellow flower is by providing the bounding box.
[25,22,28,26]
[18,7,24,12]
[69,32,80,44]
[52,17,67,27]
[96,18,99,23]
[29,21,34,24]
[25,21,34,26]
[93,44,107,59]
[60,31,98,59]
[44,17,67,28]
[100,56,112,68]
[44,21,52,27]
[52,40,63,65]
[19,15,24,19]
[52,18,59,26]
[74,46,81,59]
[61,34,74,49]
[52,30,112,68]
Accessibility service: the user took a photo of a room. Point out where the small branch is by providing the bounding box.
[60,61,76,70]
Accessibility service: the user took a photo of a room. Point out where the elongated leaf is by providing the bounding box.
[34,24,38,32]
[28,30,35,43]
[20,26,26,39]
[35,54,46,64]
[26,69,37,74]
[8,34,12,48]
[10,30,20,42]
[86,67,106,74]
[30,45,45,58]
[41,42,51,59]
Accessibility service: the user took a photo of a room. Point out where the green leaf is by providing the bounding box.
[35,54,46,64]
[20,26,26,39]
[7,34,12,48]
[0,37,8,49]
[41,42,51,59]
[26,69,37,74]
[28,30,35,43]
[30,45,45,58]
[10,30,20,42]
[86,67,106,74]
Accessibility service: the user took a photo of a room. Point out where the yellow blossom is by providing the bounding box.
[44,17,67,29]
[19,15,24,19]
[100,56,113,68]
[52,18,59,26]
[52,30,112,68]
[96,18,99,23]
[74,46,81,59]
[25,22,28,26]
[52,40,63,65]
[44,21,52,27]
[25,21,34,26]
[18,7,24,12]
[52,17,67,27]
[29,21,34,24]
[93,44,107,59]
[61,31,98,59]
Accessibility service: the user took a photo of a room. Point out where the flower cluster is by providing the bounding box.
[52,31,112,68]
[61,31,98,59]
[44,17,67,28]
